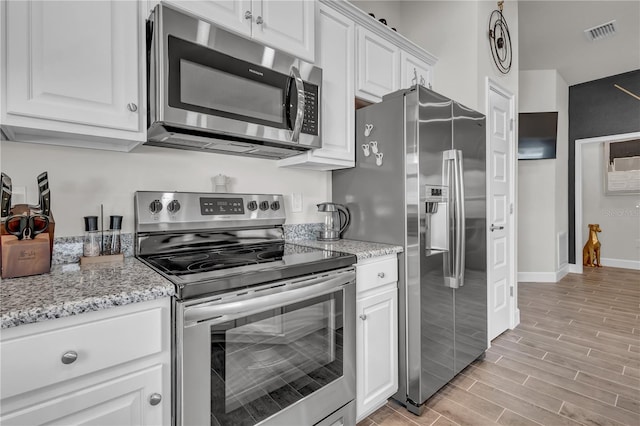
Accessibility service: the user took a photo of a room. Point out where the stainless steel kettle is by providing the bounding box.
[317,202,350,241]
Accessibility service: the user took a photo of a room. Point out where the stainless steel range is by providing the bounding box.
[134,191,357,426]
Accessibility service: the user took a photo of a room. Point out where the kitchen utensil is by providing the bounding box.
[1,173,12,217]
[34,172,51,214]
[316,202,351,241]
[4,213,49,240]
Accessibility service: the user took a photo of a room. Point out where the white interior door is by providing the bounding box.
[487,82,515,341]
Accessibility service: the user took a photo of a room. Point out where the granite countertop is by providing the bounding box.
[0,258,174,329]
[290,239,403,261]
[0,237,401,330]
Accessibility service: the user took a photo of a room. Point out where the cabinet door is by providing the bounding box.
[356,286,398,421]
[254,0,315,62]
[0,365,165,426]
[355,26,400,103]
[165,0,251,36]
[400,51,433,90]
[277,3,353,170]
[3,1,142,136]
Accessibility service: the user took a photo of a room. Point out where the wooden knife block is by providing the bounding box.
[1,234,51,278]
[0,204,55,277]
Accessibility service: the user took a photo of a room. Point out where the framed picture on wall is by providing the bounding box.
[604,139,640,195]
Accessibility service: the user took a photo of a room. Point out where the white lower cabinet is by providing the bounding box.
[355,255,398,422]
[0,298,171,426]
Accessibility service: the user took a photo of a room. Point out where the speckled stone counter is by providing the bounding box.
[289,239,403,261]
[0,258,174,329]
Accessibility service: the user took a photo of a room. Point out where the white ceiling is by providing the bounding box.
[518,0,640,86]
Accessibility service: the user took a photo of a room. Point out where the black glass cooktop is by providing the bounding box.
[143,242,286,275]
[139,242,356,299]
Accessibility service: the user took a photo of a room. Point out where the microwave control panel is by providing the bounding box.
[301,83,319,136]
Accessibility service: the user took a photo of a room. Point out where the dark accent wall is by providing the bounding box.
[568,69,640,263]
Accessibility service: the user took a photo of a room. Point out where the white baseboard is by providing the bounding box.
[568,264,582,274]
[518,265,570,283]
[600,258,640,270]
[517,272,558,282]
[555,264,570,281]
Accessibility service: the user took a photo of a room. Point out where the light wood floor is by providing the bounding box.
[357,267,640,426]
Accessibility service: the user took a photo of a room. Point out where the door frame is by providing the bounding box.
[485,78,519,343]
[573,131,640,274]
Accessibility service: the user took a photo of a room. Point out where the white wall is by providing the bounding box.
[0,141,330,237]
[518,69,569,276]
[581,143,640,265]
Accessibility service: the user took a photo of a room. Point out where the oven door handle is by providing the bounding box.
[183,270,355,325]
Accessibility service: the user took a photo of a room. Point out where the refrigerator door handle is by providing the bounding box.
[443,149,465,288]
[454,149,466,287]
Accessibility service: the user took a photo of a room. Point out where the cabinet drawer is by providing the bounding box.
[0,306,165,399]
[356,256,398,293]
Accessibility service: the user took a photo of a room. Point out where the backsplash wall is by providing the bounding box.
[0,141,331,237]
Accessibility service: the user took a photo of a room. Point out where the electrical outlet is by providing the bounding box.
[291,193,303,213]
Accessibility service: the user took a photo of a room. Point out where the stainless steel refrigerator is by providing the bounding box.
[333,85,487,415]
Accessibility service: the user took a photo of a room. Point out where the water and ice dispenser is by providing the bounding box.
[424,184,449,253]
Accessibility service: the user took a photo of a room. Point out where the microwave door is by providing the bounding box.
[286,66,305,142]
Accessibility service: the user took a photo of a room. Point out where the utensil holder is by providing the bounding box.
[0,204,56,278]
[1,233,51,278]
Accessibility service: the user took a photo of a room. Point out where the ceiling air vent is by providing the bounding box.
[584,20,617,41]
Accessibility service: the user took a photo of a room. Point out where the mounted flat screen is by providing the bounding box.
[518,112,558,160]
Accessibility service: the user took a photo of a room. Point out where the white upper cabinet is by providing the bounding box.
[355,26,400,103]
[277,3,354,170]
[167,0,315,62]
[1,0,145,151]
[401,50,433,90]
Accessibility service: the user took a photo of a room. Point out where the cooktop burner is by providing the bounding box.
[145,242,285,275]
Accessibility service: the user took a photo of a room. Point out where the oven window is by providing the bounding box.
[180,59,283,124]
[210,292,344,425]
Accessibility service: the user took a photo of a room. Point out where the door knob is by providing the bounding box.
[377,272,385,278]
[490,224,505,232]
[244,11,252,19]
[256,16,264,25]
[127,103,138,112]
[359,314,367,320]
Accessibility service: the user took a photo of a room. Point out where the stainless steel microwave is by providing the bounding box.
[146,3,322,159]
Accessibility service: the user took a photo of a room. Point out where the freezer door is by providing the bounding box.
[408,87,456,405]
[452,101,487,373]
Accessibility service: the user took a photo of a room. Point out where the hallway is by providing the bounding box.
[357,267,640,426]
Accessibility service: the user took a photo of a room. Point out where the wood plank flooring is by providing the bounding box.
[357,267,640,426]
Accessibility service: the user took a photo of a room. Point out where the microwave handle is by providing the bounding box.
[288,66,305,142]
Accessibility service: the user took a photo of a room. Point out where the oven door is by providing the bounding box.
[176,267,356,426]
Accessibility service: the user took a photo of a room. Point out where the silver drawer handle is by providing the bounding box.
[490,224,505,232]
[61,351,78,365]
[127,102,138,112]
[359,314,367,320]
[149,393,162,406]
[377,272,385,278]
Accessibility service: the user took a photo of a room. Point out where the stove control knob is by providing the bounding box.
[247,201,258,211]
[149,200,163,214]
[270,201,280,211]
[167,200,181,214]
[259,201,270,211]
